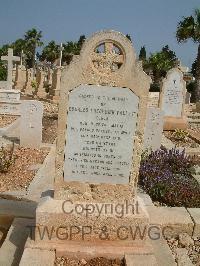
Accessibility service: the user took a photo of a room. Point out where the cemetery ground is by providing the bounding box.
[0,99,57,193]
[0,100,200,266]
[0,32,200,266]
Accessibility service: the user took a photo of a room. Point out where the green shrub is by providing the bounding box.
[31,80,38,89]
[172,129,189,142]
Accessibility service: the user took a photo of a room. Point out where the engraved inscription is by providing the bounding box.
[0,102,20,115]
[64,85,139,184]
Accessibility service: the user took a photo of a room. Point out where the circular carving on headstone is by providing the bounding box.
[91,41,124,74]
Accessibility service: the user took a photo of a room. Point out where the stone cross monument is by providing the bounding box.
[1,48,20,90]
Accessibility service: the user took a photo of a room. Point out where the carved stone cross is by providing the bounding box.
[91,42,124,74]
[1,48,20,88]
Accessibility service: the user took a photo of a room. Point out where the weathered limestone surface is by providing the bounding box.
[24,68,35,95]
[15,65,27,91]
[36,196,149,242]
[20,248,55,266]
[55,30,151,199]
[147,206,194,236]
[0,89,21,115]
[125,254,158,266]
[143,108,164,151]
[36,70,47,98]
[187,208,200,238]
[148,92,159,108]
[0,198,36,218]
[34,30,151,256]
[0,218,34,266]
[50,67,62,102]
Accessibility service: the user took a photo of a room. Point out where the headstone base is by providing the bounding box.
[37,89,47,99]
[52,95,60,103]
[163,116,188,131]
[24,86,35,96]
[35,196,149,246]
[23,238,153,261]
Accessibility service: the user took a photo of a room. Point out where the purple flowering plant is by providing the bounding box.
[139,147,200,208]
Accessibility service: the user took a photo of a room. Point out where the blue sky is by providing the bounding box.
[0,0,199,68]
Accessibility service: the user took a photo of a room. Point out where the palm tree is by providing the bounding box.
[145,46,177,84]
[11,39,26,56]
[24,28,43,68]
[176,8,200,102]
[40,41,60,65]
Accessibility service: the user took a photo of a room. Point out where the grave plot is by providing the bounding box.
[0,98,48,193]
[167,233,200,265]
[0,115,18,128]
[0,64,55,264]
[55,257,125,266]
[138,146,200,208]
[163,130,200,148]
[19,95,59,144]
[158,68,200,155]
[17,30,156,264]
[0,33,199,266]
[0,145,49,193]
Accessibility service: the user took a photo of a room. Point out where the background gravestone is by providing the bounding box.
[159,68,187,130]
[49,67,62,102]
[36,70,47,98]
[0,48,21,110]
[143,107,164,151]
[15,65,27,91]
[24,69,35,95]
[148,92,160,107]
[185,91,191,104]
[20,100,43,148]
[0,48,20,90]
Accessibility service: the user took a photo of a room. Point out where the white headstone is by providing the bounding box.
[160,68,186,117]
[0,89,21,115]
[64,85,139,184]
[0,90,20,102]
[1,48,20,89]
[20,100,43,148]
[143,108,164,151]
